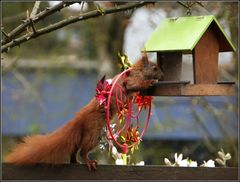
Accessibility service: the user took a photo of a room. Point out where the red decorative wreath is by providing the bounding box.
[96,68,152,154]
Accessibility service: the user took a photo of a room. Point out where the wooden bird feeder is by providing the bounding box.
[144,15,236,96]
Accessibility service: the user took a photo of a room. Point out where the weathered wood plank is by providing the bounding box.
[144,83,236,96]
[2,163,238,180]
[193,28,219,84]
[153,80,190,85]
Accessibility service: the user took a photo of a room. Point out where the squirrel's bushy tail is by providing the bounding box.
[5,127,75,165]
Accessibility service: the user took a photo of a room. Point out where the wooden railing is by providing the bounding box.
[2,163,238,180]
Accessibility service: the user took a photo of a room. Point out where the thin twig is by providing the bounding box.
[2,2,151,53]
[30,1,41,18]
[177,1,205,15]
[1,1,76,45]
[26,10,31,34]
[196,1,204,7]
[29,18,37,34]
[188,2,196,8]
[2,29,9,38]
[177,1,188,9]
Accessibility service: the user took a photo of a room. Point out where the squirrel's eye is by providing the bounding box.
[153,66,158,71]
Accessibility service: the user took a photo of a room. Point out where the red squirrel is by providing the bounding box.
[5,54,163,171]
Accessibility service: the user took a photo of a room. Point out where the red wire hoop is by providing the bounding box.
[105,68,152,152]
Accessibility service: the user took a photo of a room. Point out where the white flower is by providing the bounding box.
[215,158,225,166]
[136,161,145,166]
[177,159,189,167]
[225,153,231,160]
[111,146,122,160]
[174,153,183,164]
[218,151,225,160]
[202,160,215,167]
[216,149,231,166]
[164,158,172,166]
[164,153,198,167]
[174,153,190,167]
[189,161,198,167]
[115,159,124,165]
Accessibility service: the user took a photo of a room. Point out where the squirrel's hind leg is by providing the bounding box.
[80,149,98,171]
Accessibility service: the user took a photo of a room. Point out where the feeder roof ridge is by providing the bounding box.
[144,15,236,53]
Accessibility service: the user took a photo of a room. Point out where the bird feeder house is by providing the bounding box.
[144,15,236,96]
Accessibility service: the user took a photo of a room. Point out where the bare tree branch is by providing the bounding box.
[1,1,76,45]
[2,2,152,53]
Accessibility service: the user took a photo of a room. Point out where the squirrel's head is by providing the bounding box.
[132,53,164,82]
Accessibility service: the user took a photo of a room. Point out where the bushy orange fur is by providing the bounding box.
[5,55,163,170]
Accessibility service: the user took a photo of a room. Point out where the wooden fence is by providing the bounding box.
[2,163,238,180]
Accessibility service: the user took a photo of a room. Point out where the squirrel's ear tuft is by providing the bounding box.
[100,75,106,83]
[141,51,149,66]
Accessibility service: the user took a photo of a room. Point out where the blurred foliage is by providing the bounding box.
[2,2,130,71]
[27,123,45,134]
[3,136,237,166]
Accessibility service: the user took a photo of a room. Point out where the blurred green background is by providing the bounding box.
[2,1,238,166]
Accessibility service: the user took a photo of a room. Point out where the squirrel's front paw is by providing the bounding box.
[86,160,98,171]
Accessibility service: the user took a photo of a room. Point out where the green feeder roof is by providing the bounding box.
[145,15,236,53]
